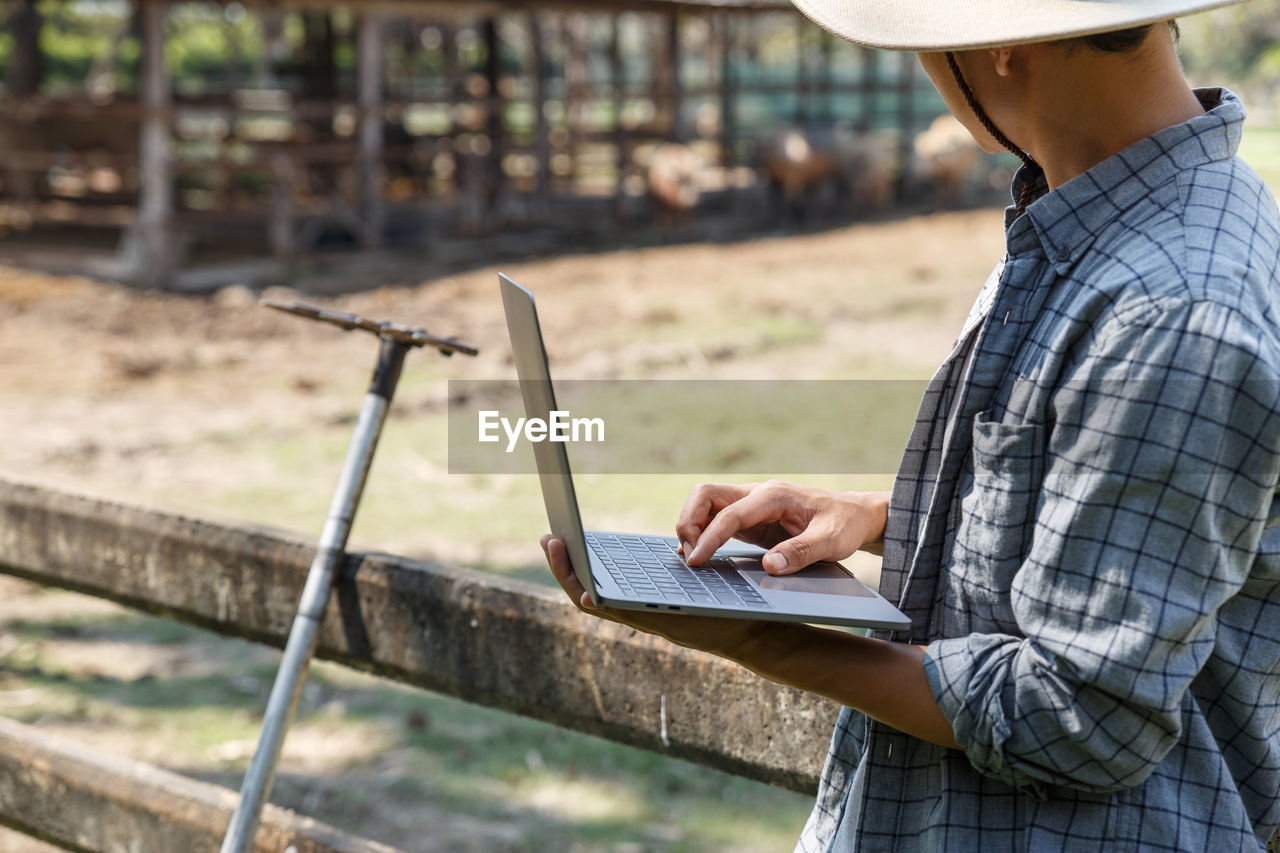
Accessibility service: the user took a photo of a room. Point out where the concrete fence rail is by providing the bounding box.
[0,716,400,853]
[0,478,840,795]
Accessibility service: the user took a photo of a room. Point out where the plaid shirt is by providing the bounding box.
[796,89,1280,852]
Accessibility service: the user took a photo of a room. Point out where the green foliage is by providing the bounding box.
[34,0,137,93]
[17,1,265,95]
[165,4,263,84]
[1238,126,1280,194]
[1259,42,1280,81]
[1178,0,1280,85]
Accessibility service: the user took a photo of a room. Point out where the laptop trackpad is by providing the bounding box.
[732,560,875,598]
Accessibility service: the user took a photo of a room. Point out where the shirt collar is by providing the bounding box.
[1004,87,1245,266]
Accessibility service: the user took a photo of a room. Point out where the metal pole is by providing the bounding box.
[218,301,473,852]
[220,337,409,853]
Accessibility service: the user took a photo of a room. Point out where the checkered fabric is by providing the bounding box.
[796,88,1280,852]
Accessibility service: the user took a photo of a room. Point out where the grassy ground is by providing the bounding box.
[0,577,811,852]
[1240,124,1280,192]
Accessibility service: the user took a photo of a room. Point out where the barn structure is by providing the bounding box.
[0,0,945,288]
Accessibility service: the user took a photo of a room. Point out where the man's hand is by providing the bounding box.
[539,533,768,657]
[537,524,958,751]
[676,482,889,574]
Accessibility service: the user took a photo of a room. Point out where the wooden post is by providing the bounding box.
[718,12,736,167]
[483,15,505,225]
[256,8,283,87]
[563,15,587,193]
[794,16,808,127]
[529,12,550,214]
[666,11,684,142]
[128,0,175,287]
[302,12,338,101]
[5,0,44,201]
[356,12,385,248]
[818,31,834,125]
[858,47,878,133]
[897,50,916,196]
[439,21,458,102]
[610,14,626,213]
[897,51,916,134]
[224,12,242,94]
[269,150,295,259]
[8,0,45,97]
[440,19,460,195]
[454,20,484,234]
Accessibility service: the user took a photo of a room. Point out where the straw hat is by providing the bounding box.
[789,0,1251,51]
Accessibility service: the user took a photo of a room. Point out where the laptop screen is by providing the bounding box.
[499,274,599,602]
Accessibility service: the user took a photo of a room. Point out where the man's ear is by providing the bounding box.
[988,46,1017,78]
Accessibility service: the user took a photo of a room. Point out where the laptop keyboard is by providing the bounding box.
[585,532,772,610]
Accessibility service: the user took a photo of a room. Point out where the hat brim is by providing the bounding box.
[790,0,1248,51]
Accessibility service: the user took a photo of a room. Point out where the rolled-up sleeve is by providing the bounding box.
[923,297,1280,795]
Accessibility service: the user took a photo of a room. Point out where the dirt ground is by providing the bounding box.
[0,210,1004,541]
[0,209,1008,851]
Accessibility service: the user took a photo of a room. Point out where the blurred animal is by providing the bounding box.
[912,114,980,208]
[0,115,138,200]
[837,130,899,213]
[760,128,841,222]
[761,128,900,222]
[646,142,702,225]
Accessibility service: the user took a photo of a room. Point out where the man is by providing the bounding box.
[542,1,1280,849]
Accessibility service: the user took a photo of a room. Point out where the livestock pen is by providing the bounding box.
[0,0,955,288]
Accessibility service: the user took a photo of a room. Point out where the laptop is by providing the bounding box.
[499,273,911,631]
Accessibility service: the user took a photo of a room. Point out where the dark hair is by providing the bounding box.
[1075,20,1180,53]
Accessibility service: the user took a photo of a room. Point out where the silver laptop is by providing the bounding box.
[499,273,911,631]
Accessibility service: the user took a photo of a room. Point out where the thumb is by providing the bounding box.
[762,533,824,575]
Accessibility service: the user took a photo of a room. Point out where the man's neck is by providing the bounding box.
[1019,35,1205,190]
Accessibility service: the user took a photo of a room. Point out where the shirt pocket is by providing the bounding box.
[945,410,1046,634]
